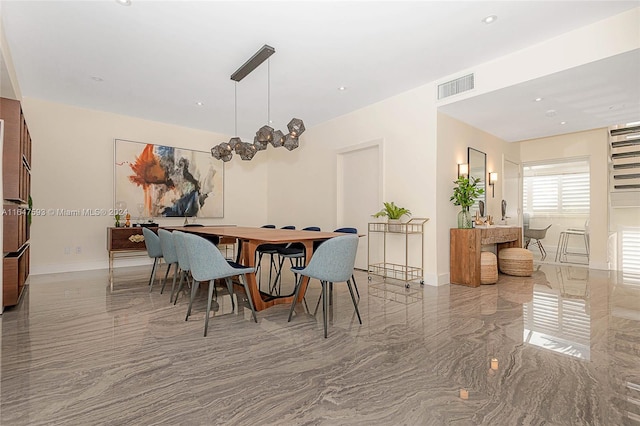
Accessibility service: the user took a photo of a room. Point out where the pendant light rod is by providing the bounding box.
[234,82,238,136]
[230,44,275,82]
[267,58,271,124]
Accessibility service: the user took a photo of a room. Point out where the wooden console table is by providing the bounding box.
[450,226,522,288]
[108,226,156,291]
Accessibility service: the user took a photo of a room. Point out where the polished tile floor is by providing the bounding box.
[1,263,639,425]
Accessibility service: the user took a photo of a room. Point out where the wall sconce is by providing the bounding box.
[458,163,469,178]
[489,172,498,197]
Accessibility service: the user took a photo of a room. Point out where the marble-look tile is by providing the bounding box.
[1,263,638,425]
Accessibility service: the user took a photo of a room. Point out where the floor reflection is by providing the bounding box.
[0,263,638,424]
[523,265,591,360]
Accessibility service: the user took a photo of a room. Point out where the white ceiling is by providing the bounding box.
[1,1,638,142]
[439,49,640,142]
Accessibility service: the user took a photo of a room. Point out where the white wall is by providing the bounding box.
[519,128,609,269]
[436,112,520,281]
[267,83,440,284]
[22,98,269,274]
[7,6,639,282]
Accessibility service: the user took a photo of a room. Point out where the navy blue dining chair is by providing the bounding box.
[272,226,321,295]
[255,225,295,292]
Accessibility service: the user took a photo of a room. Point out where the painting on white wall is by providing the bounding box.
[114,139,223,218]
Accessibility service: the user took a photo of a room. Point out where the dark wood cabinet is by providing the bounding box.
[108,226,156,252]
[3,245,29,306]
[2,97,32,307]
[2,98,31,203]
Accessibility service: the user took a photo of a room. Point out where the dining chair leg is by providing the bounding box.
[347,279,362,324]
[173,271,185,305]
[224,277,236,312]
[256,252,264,291]
[148,258,159,291]
[323,281,329,338]
[351,274,360,300]
[302,295,310,313]
[160,263,173,294]
[288,275,304,322]
[538,240,547,260]
[204,280,215,337]
[268,253,277,291]
[272,257,286,295]
[169,268,179,304]
[240,275,258,323]
[555,233,565,262]
[185,280,200,321]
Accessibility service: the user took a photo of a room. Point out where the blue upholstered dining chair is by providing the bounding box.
[334,227,360,299]
[172,231,192,305]
[183,233,257,336]
[255,225,295,292]
[142,227,163,292]
[311,227,361,303]
[158,229,179,296]
[288,234,361,338]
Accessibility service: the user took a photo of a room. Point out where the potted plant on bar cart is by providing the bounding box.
[372,202,411,232]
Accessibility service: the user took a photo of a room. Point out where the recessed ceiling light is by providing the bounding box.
[90,76,103,82]
[195,101,204,106]
[338,86,347,91]
[116,0,132,5]
[545,109,556,117]
[560,121,567,125]
[482,15,497,24]
[534,97,543,102]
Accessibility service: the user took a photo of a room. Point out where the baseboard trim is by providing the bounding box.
[31,257,153,276]
[589,261,610,271]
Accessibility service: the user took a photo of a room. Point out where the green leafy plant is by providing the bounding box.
[450,176,485,209]
[372,202,411,220]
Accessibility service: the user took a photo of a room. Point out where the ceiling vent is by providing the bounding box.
[438,73,474,100]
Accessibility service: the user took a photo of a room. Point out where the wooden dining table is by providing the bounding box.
[171,226,345,311]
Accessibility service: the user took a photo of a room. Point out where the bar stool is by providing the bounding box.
[555,220,590,264]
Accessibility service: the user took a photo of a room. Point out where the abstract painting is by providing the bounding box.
[114,139,223,218]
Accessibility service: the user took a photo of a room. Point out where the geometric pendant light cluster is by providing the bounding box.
[211,45,305,162]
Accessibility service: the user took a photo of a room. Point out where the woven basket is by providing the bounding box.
[480,251,498,284]
[499,248,533,277]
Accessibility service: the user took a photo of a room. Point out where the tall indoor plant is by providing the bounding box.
[450,176,484,228]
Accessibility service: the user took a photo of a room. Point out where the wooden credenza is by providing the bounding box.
[108,226,156,253]
[108,226,157,290]
[450,226,522,288]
